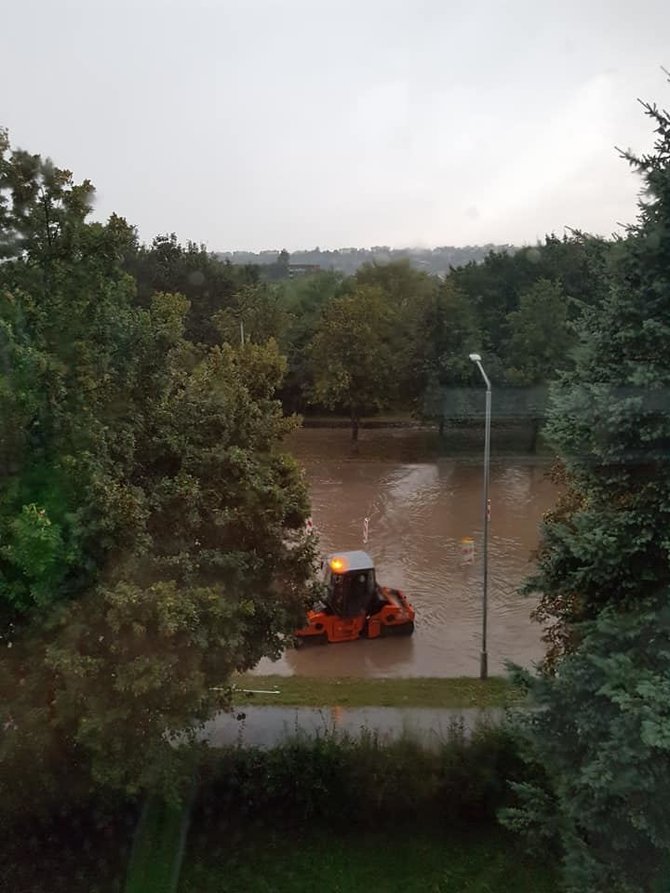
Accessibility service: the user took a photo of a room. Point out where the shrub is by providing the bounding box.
[194,721,524,834]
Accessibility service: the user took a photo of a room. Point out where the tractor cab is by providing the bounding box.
[321,551,380,618]
[295,550,415,645]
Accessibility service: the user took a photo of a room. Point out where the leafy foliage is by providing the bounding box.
[415,279,482,425]
[125,232,258,345]
[526,97,670,648]
[505,87,670,892]
[504,279,572,386]
[213,282,290,346]
[502,594,670,892]
[0,131,316,803]
[308,285,396,438]
[196,722,523,831]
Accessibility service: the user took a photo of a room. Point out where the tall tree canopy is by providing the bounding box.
[308,285,396,440]
[0,130,316,808]
[527,98,670,645]
[125,232,258,345]
[413,280,481,432]
[505,89,670,890]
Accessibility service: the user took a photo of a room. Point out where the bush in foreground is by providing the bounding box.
[2,723,530,891]
[194,722,525,832]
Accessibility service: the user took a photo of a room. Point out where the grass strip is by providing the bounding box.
[125,792,192,893]
[231,674,520,708]
[181,827,557,893]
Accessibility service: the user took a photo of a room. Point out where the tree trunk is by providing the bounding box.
[438,415,445,439]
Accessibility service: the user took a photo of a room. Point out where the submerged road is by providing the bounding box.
[198,705,505,749]
[255,428,557,678]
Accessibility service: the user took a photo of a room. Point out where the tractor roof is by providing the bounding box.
[326,550,374,572]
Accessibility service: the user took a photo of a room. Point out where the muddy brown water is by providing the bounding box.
[254,428,559,679]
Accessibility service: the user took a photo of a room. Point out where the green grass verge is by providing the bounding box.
[125,794,191,893]
[180,827,557,893]
[232,675,519,708]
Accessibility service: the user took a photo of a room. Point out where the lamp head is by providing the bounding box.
[469,353,481,363]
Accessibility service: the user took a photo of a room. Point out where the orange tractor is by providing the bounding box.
[295,550,415,645]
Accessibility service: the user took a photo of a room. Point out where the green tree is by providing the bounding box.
[502,594,670,892]
[503,278,573,449]
[355,259,437,407]
[0,131,316,807]
[450,234,607,361]
[414,280,481,434]
[504,279,572,384]
[126,233,258,345]
[262,248,291,281]
[526,97,670,649]
[0,131,143,623]
[278,270,345,413]
[505,88,670,889]
[213,282,290,346]
[2,341,317,808]
[308,285,395,441]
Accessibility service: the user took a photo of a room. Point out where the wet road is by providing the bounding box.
[255,428,558,678]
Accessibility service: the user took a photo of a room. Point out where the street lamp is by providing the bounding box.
[469,353,491,680]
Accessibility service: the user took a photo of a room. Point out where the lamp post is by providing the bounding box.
[469,353,491,680]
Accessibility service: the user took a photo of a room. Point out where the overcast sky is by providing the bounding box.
[3,0,669,251]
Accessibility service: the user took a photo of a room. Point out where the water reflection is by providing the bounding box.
[254,429,559,678]
[283,636,416,677]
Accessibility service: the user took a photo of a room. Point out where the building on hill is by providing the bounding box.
[288,263,321,278]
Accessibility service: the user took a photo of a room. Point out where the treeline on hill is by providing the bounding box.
[123,232,611,444]
[217,243,512,276]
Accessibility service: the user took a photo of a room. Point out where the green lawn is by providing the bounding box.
[180,828,557,893]
[232,675,520,708]
[125,794,191,893]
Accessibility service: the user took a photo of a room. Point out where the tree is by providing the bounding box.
[414,280,481,435]
[505,86,670,889]
[525,94,670,650]
[504,279,573,449]
[0,131,316,807]
[504,279,572,384]
[355,259,437,407]
[213,282,291,346]
[502,594,670,892]
[1,336,317,809]
[0,132,144,626]
[278,270,345,413]
[125,233,258,345]
[261,248,291,281]
[450,234,607,362]
[308,285,395,441]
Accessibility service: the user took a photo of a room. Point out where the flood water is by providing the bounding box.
[255,428,559,679]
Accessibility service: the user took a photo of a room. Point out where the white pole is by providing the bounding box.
[482,378,491,680]
[469,354,491,681]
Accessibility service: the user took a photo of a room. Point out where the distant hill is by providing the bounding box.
[217,245,515,277]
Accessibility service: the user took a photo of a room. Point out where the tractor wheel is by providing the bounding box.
[380,621,415,637]
[295,632,328,648]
